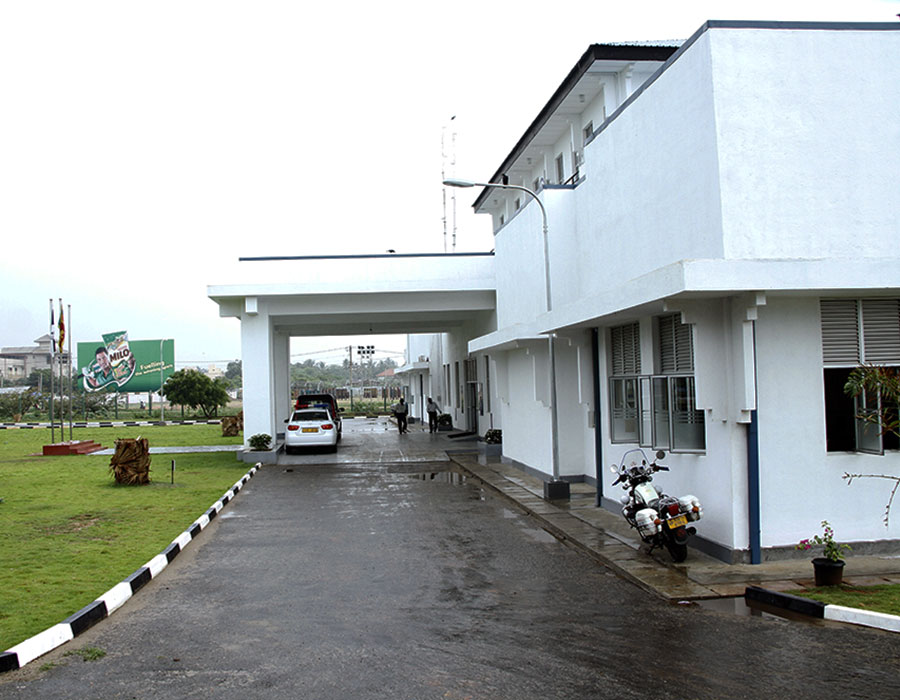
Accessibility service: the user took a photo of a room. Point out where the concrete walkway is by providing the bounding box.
[360,416,900,601]
[447,453,900,601]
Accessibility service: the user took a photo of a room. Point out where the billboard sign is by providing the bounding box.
[78,332,174,392]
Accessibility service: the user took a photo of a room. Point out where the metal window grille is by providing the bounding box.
[658,314,694,374]
[821,298,900,365]
[610,323,640,376]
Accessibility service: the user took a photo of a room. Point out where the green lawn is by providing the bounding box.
[0,426,249,650]
[795,584,900,617]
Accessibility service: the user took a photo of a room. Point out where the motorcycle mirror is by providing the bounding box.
[655,450,666,460]
[610,465,618,473]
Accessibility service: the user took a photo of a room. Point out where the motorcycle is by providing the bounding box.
[611,448,702,562]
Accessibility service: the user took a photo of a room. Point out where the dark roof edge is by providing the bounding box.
[472,43,678,211]
[471,19,900,211]
[705,19,900,31]
[239,252,495,262]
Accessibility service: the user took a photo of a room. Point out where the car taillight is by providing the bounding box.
[668,503,680,516]
[287,425,299,431]
[322,423,334,430]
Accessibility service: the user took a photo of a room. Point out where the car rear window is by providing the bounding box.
[292,410,330,421]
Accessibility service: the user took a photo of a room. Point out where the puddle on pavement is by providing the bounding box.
[694,596,827,625]
[408,470,467,485]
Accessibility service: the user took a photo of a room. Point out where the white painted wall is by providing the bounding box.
[710,29,900,260]
[570,32,725,300]
[755,296,900,547]
[497,345,552,472]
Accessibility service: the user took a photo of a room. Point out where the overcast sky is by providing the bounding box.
[2,0,896,368]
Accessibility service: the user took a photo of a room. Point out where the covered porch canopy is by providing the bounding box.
[207,253,496,446]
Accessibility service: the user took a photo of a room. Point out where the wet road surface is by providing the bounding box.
[2,458,899,699]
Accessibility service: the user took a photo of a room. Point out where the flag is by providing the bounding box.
[58,301,65,354]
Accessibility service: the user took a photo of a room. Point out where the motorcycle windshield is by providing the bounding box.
[634,483,659,505]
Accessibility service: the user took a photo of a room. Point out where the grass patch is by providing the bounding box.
[2,423,241,456]
[794,583,900,617]
[64,646,106,662]
[0,427,250,650]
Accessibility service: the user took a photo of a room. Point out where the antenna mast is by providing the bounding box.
[451,126,457,252]
[441,125,448,253]
[441,116,457,253]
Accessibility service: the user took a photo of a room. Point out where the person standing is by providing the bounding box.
[426,397,441,433]
[394,397,409,434]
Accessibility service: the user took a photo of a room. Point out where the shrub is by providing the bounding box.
[248,433,272,451]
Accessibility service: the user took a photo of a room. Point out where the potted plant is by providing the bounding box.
[796,520,851,586]
[484,429,502,445]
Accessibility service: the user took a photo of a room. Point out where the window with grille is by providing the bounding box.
[821,298,900,454]
[608,316,705,451]
[609,323,641,443]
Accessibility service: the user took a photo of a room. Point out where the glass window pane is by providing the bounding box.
[671,376,705,451]
[652,377,670,450]
[855,390,883,455]
[640,377,652,447]
[610,378,639,442]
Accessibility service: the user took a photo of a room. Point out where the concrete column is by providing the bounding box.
[240,308,274,447]
[274,333,290,437]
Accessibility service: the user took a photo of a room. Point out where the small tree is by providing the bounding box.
[225,360,242,381]
[843,365,900,526]
[162,369,230,418]
[0,388,39,420]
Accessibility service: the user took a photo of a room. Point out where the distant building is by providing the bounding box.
[0,335,69,380]
[0,357,26,383]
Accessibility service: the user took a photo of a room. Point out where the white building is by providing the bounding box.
[209,21,900,562]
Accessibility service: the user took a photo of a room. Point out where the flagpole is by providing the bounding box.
[58,299,63,441]
[49,298,55,444]
[67,303,73,440]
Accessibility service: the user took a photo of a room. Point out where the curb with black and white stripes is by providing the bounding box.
[0,463,261,674]
[745,585,900,633]
[0,419,221,430]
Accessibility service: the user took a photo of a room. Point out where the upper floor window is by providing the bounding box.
[555,154,564,184]
[582,122,593,145]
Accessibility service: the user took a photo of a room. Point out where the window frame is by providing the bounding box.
[608,316,705,452]
[821,298,900,454]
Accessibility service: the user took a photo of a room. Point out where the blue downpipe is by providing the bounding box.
[748,409,761,564]
[591,328,603,507]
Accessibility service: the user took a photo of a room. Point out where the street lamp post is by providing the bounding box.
[443,178,569,499]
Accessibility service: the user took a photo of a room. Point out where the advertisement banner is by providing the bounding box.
[78,333,174,392]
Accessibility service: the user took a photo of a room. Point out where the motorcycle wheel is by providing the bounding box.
[665,539,688,563]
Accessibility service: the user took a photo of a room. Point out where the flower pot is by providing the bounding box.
[812,557,845,586]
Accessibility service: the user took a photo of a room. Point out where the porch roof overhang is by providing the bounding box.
[394,361,430,375]
[208,253,497,338]
[468,257,900,353]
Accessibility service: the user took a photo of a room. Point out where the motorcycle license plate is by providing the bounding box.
[667,515,688,529]
[302,428,318,433]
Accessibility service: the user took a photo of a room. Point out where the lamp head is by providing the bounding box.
[442,178,478,188]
